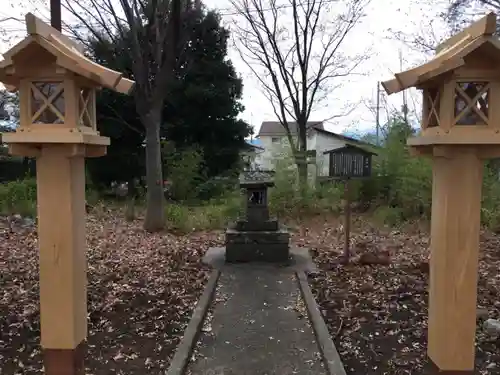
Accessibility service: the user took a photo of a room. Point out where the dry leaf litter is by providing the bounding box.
[2,212,500,375]
[0,211,222,375]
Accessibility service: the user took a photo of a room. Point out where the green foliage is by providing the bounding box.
[162,142,206,201]
[372,206,404,227]
[0,179,37,217]
[164,194,242,233]
[85,7,251,189]
[359,116,432,221]
[269,155,343,217]
[196,177,238,201]
[162,9,251,177]
[86,34,145,188]
[0,178,103,218]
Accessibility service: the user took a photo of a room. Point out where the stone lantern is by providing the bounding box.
[0,13,134,375]
[240,172,275,228]
[225,171,290,263]
[381,12,500,374]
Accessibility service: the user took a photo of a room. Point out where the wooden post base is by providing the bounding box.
[43,341,85,375]
[427,147,482,371]
[428,358,475,374]
[36,145,88,365]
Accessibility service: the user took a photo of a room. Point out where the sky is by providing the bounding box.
[0,0,481,135]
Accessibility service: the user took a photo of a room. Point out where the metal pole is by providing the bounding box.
[376,82,380,146]
[343,178,351,263]
[50,0,62,31]
[399,49,409,127]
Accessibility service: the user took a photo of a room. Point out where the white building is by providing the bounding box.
[240,141,265,170]
[256,120,375,177]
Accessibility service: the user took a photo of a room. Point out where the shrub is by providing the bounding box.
[0,178,102,218]
[163,142,205,202]
[0,178,37,217]
[164,193,243,233]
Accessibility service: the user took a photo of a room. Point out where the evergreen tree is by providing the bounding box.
[86,7,251,189]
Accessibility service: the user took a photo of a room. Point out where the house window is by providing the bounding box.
[271,137,280,143]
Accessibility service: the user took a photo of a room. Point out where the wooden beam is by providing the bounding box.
[48,34,131,93]
[8,143,41,157]
[435,12,497,54]
[25,13,84,54]
[37,145,87,349]
[417,58,465,83]
[382,36,487,95]
[114,77,135,95]
[33,36,103,84]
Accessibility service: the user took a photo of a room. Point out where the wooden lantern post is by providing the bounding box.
[381,12,500,374]
[0,14,135,374]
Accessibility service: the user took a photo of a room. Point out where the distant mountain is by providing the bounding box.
[342,128,378,141]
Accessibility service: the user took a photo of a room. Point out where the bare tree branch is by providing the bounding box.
[230,0,370,175]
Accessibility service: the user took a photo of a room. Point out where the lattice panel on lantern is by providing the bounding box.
[454,82,490,125]
[424,88,441,128]
[30,82,65,124]
[79,88,95,128]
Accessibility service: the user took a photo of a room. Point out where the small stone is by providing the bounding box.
[476,308,489,320]
[360,283,374,292]
[483,319,500,336]
[23,218,35,227]
[358,251,391,266]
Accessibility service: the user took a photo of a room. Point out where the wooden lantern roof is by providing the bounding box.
[0,13,134,94]
[382,12,499,95]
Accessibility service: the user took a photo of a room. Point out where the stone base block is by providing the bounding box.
[225,228,289,244]
[235,219,279,232]
[225,243,290,263]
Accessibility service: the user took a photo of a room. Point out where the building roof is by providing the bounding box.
[382,12,499,95]
[257,120,377,149]
[314,127,378,149]
[257,121,324,137]
[243,140,264,151]
[0,13,134,94]
[324,144,378,155]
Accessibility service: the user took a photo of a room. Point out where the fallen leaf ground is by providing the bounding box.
[1,211,500,374]
[0,209,223,375]
[296,216,500,375]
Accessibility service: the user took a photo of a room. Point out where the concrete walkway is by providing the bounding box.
[187,265,327,375]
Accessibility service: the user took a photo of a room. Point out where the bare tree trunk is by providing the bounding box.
[295,129,308,191]
[143,110,165,231]
[297,160,308,190]
[60,0,184,232]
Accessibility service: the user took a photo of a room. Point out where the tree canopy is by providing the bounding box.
[86,7,251,188]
